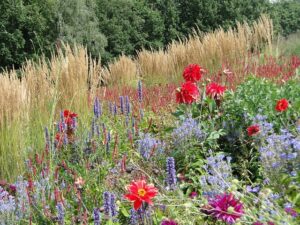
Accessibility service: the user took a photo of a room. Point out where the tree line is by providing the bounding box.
[0,0,299,70]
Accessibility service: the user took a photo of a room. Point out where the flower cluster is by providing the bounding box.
[166,157,177,190]
[258,128,299,182]
[200,152,233,197]
[137,133,164,160]
[103,191,118,218]
[172,117,203,145]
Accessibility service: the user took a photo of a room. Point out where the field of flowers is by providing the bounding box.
[0,60,299,225]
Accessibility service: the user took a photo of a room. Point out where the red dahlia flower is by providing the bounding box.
[176,81,199,104]
[206,82,226,100]
[275,98,289,112]
[206,193,244,224]
[183,64,202,83]
[247,125,260,136]
[124,179,158,210]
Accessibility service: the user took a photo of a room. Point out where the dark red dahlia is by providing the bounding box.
[182,64,202,83]
[207,193,244,224]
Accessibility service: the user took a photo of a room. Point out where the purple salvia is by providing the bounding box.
[93,208,101,225]
[110,193,118,217]
[103,192,111,216]
[166,157,177,190]
[125,96,130,115]
[130,209,138,225]
[63,133,68,145]
[94,97,101,118]
[56,202,65,225]
[120,96,124,114]
[113,103,117,116]
[71,117,77,129]
[138,80,143,103]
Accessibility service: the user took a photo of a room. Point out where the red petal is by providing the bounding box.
[133,199,142,210]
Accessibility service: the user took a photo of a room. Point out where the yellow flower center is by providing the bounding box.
[138,188,146,197]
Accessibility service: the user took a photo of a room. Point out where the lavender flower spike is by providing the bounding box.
[93,208,101,225]
[94,97,101,118]
[56,202,65,225]
[166,157,177,190]
[103,192,111,217]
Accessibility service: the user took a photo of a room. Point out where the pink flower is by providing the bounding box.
[189,191,198,199]
[206,82,226,100]
[206,193,244,224]
[285,207,298,217]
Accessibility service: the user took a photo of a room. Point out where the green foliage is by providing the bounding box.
[96,0,164,63]
[0,0,56,70]
[56,0,107,58]
[271,0,300,36]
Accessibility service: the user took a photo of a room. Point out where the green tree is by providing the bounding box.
[96,0,164,62]
[0,0,56,70]
[270,0,300,36]
[56,0,107,58]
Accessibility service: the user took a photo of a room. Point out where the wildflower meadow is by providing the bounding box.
[0,16,300,225]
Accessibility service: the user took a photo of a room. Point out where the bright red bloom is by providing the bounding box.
[183,64,202,82]
[176,81,199,104]
[124,180,158,210]
[63,109,78,118]
[206,82,226,100]
[247,125,260,136]
[206,193,244,224]
[275,98,289,112]
[63,109,78,126]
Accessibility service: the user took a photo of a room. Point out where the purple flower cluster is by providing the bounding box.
[93,208,101,225]
[137,133,164,160]
[166,157,177,190]
[0,186,16,214]
[200,151,233,197]
[258,128,299,182]
[103,192,118,219]
[94,97,102,119]
[172,117,203,145]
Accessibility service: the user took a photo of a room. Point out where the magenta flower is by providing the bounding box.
[285,207,298,217]
[253,222,264,225]
[161,219,178,225]
[207,193,244,224]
